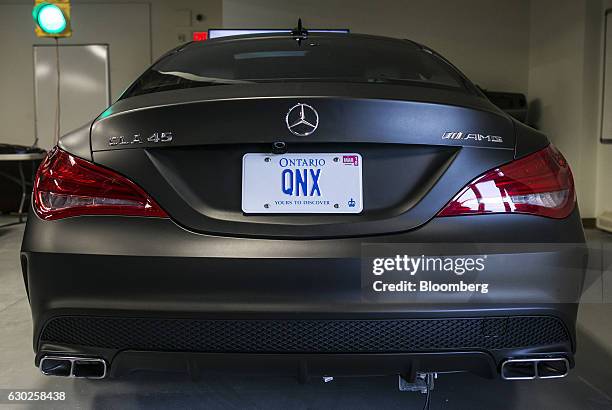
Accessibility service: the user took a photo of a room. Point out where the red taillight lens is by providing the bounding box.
[437,145,575,219]
[33,147,168,220]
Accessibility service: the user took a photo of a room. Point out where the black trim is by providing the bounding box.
[601,9,612,143]
[39,315,571,354]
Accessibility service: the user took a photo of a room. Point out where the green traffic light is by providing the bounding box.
[32,3,67,35]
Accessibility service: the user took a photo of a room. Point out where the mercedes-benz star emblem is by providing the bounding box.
[285,103,319,136]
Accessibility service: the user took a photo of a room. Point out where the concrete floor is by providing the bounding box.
[1,216,611,409]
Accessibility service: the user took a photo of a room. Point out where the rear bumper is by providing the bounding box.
[21,208,586,378]
[36,314,574,380]
[37,349,511,380]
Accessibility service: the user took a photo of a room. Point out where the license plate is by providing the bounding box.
[242,153,363,214]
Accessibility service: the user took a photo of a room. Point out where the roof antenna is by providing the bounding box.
[291,18,308,45]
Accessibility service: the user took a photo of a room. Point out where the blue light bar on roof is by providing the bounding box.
[208,29,349,39]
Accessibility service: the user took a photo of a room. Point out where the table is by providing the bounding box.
[0,152,47,225]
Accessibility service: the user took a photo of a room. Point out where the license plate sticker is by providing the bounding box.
[242,153,363,214]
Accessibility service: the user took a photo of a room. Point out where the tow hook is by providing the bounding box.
[399,372,437,393]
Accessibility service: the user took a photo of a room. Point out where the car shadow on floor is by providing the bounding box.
[575,319,612,400]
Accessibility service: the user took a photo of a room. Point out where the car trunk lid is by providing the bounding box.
[90,84,515,238]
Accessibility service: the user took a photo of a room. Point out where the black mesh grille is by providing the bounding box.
[40,316,569,353]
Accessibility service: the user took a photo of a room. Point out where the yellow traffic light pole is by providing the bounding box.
[32,1,71,145]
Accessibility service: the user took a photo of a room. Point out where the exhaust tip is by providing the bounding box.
[536,358,569,379]
[501,357,569,380]
[39,356,107,379]
[40,357,72,377]
[72,359,107,379]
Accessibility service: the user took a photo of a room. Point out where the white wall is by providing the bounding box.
[597,1,612,217]
[583,0,605,219]
[527,0,595,217]
[222,0,532,93]
[0,3,153,147]
[0,0,222,148]
[145,0,222,60]
[527,0,609,219]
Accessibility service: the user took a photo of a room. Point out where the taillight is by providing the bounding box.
[437,145,575,219]
[33,147,168,220]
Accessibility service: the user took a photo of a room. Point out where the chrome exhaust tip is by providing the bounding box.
[40,356,107,379]
[501,357,569,380]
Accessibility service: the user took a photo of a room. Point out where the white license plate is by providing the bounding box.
[242,153,363,214]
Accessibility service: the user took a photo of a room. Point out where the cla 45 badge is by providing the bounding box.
[109,132,173,146]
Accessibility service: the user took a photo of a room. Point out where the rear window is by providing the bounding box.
[123,35,467,98]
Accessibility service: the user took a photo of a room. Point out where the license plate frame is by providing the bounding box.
[241,153,363,214]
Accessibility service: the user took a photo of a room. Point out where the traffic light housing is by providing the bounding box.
[33,1,71,37]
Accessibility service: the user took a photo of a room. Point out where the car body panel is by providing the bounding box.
[22,209,585,365]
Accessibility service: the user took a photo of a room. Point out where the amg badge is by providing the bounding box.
[442,132,503,143]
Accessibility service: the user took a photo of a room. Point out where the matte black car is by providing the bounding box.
[21,31,585,383]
